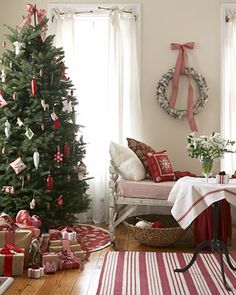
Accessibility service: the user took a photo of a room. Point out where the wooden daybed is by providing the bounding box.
[109,161,176,241]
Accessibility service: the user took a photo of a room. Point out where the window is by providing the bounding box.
[48,4,142,223]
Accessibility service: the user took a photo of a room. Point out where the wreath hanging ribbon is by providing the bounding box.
[169,42,198,132]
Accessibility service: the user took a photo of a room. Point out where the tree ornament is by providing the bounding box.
[1,69,6,82]
[13,41,24,55]
[30,198,36,209]
[20,175,25,189]
[9,61,13,69]
[67,174,71,182]
[2,186,15,194]
[9,157,27,174]
[53,118,60,129]
[64,143,70,160]
[50,112,58,121]
[27,173,31,182]
[60,62,68,80]
[77,161,87,180]
[41,123,45,131]
[25,127,34,139]
[13,92,17,100]
[46,173,53,192]
[0,93,7,108]
[2,40,6,47]
[33,150,40,169]
[17,117,24,127]
[31,78,37,96]
[39,68,43,77]
[1,145,6,155]
[56,195,64,206]
[41,99,49,111]
[4,119,11,138]
[50,73,54,86]
[54,146,63,165]
[62,98,72,112]
[47,202,50,211]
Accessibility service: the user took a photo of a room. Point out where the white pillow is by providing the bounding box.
[109,141,146,181]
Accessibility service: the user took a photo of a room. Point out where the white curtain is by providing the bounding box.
[51,9,143,223]
[221,15,236,174]
[222,13,236,224]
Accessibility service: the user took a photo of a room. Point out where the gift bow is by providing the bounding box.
[169,42,198,132]
[15,210,41,238]
[0,243,24,255]
[17,4,47,29]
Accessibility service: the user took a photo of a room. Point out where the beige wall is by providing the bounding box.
[0,0,233,175]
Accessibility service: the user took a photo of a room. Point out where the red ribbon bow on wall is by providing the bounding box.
[169,42,198,132]
[17,4,47,29]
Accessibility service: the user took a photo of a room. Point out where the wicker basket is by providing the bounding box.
[124,214,185,247]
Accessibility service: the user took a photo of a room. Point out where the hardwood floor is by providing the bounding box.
[5,224,236,295]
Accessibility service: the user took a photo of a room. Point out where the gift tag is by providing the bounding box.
[50,112,58,121]
[25,127,34,139]
[9,157,27,174]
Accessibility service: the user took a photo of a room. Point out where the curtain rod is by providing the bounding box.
[52,6,137,22]
[225,9,236,22]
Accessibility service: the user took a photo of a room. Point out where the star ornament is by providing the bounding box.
[54,151,63,163]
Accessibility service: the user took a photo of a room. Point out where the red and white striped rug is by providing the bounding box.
[96,251,236,295]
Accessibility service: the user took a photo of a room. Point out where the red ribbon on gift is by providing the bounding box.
[15,210,41,238]
[169,42,198,132]
[58,250,82,270]
[16,4,47,29]
[0,244,24,276]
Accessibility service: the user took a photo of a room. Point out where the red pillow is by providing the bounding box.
[146,151,175,182]
[127,138,155,176]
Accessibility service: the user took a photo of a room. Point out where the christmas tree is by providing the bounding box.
[0,5,90,229]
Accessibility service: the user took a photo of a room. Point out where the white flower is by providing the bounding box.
[187,132,235,160]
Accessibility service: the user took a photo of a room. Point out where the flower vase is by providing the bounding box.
[201,158,213,182]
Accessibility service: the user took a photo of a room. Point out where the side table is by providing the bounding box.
[174,201,236,291]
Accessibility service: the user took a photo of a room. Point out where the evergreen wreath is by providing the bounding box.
[156,67,208,119]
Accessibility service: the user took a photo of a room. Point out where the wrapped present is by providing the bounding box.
[0,244,25,276]
[0,229,32,261]
[49,239,80,247]
[216,171,229,184]
[15,210,41,238]
[48,229,62,240]
[58,251,82,270]
[61,227,77,241]
[28,266,44,278]
[42,253,58,274]
[49,244,81,253]
[74,251,85,260]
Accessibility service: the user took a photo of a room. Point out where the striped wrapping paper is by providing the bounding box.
[96,251,236,295]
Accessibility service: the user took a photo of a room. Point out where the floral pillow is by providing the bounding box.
[146,151,175,182]
[126,138,155,176]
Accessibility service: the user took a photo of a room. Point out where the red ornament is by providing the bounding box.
[53,118,60,129]
[54,146,63,163]
[64,143,70,160]
[31,78,37,96]
[46,174,53,192]
[56,195,64,206]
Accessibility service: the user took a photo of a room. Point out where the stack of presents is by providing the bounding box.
[0,210,88,278]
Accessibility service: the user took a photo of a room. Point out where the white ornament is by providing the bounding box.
[9,157,27,174]
[41,99,49,111]
[50,112,58,121]
[25,127,34,139]
[30,198,36,209]
[33,151,40,169]
[17,117,24,127]
[4,120,11,138]
[13,41,24,55]
[1,69,6,82]
[135,220,151,228]
[62,99,73,112]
